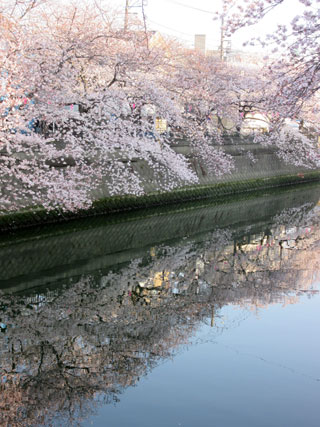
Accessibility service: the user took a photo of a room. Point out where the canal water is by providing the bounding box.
[0,184,319,426]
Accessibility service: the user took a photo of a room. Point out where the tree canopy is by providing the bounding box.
[0,0,319,212]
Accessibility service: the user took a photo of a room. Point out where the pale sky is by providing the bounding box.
[107,0,305,52]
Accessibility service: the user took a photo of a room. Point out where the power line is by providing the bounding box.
[148,23,193,46]
[148,19,220,43]
[162,0,216,15]
[148,19,220,49]
[156,0,228,57]
[148,19,195,37]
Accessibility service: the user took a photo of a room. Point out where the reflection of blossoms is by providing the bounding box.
[0,200,319,425]
[272,203,317,229]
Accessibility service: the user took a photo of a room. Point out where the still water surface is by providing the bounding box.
[0,185,319,426]
[88,297,320,427]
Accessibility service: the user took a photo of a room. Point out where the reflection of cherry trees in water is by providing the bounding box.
[0,203,320,426]
[0,272,211,426]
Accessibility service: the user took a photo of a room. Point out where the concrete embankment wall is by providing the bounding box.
[1,136,320,230]
[91,137,317,200]
[174,138,308,183]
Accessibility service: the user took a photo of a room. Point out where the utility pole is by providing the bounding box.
[220,15,224,61]
[141,0,149,50]
[124,0,147,32]
[124,0,129,31]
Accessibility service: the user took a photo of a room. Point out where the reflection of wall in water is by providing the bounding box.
[1,186,319,293]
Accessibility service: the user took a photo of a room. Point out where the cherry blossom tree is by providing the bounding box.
[1,0,319,214]
[221,0,320,166]
[0,1,241,212]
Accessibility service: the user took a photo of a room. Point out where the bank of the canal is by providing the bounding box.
[1,137,320,231]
